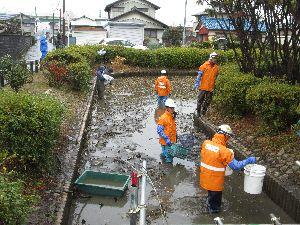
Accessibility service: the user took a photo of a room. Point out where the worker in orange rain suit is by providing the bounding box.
[200,124,256,213]
[194,52,219,116]
[155,69,171,107]
[157,98,177,163]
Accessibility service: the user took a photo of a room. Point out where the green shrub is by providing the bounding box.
[44,46,93,90]
[296,104,300,115]
[0,55,14,77]
[0,56,32,92]
[44,48,84,65]
[67,61,92,91]
[45,45,237,71]
[246,82,300,130]
[5,61,32,92]
[0,173,37,225]
[189,41,213,49]
[214,68,259,116]
[66,45,98,64]
[94,46,235,69]
[0,91,65,171]
[43,60,69,87]
[147,42,163,49]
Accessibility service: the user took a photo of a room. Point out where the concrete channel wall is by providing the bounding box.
[194,116,300,223]
[55,78,97,225]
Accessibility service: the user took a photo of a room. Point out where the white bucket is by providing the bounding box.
[244,164,266,194]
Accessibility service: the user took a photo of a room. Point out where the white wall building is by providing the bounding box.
[70,16,107,45]
[105,21,145,45]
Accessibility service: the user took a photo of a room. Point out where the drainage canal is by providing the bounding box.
[68,76,296,224]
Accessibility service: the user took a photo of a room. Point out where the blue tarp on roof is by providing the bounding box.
[201,17,235,30]
[200,16,266,32]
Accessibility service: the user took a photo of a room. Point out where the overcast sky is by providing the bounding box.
[0,0,207,26]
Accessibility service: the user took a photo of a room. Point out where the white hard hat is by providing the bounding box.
[161,69,167,74]
[217,124,233,136]
[210,52,218,58]
[165,98,176,108]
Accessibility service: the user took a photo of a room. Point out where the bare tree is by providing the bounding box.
[197,0,300,83]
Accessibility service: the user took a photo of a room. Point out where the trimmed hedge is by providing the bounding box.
[214,64,259,116]
[214,64,300,130]
[0,91,65,171]
[67,60,92,91]
[44,48,84,65]
[43,46,95,90]
[98,46,235,69]
[0,173,37,225]
[43,45,236,90]
[45,45,236,71]
[246,82,300,130]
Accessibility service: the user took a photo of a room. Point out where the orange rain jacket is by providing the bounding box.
[155,76,171,96]
[200,133,234,191]
[198,61,220,92]
[157,110,177,146]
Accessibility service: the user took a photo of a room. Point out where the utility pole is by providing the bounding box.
[59,9,62,33]
[182,0,187,45]
[20,13,23,35]
[35,6,37,33]
[52,13,55,43]
[62,0,66,46]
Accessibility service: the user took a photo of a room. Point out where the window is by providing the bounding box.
[112,7,124,12]
[137,8,148,12]
[145,30,157,38]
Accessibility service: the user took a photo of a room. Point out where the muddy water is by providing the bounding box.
[68,76,295,225]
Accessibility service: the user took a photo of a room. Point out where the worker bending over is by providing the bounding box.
[157,99,177,163]
[200,124,256,213]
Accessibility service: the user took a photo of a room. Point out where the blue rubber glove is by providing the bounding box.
[228,156,256,171]
[194,71,203,90]
[157,125,171,145]
[246,156,256,164]
[166,139,172,146]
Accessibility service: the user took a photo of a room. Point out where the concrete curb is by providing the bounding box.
[54,77,97,225]
[194,116,300,223]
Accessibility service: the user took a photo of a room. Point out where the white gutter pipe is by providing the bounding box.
[139,160,147,225]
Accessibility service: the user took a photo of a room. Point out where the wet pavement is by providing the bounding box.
[24,37,54,62]
[68,76,296,225]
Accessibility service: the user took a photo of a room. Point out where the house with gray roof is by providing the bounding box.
[0,13,36,36]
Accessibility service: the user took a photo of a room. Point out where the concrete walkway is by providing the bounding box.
[24,38,55,62]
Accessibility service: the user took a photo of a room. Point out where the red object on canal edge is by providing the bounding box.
[131,171,139,187]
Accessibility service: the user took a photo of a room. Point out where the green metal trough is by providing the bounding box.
[75,170,130,197]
